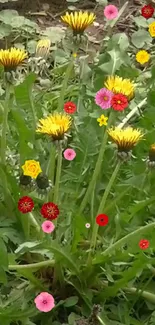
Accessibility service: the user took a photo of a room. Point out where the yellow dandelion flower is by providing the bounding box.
[136,50,150,65]
[36,39,51,58]
[149,21,155,37]
[107,126,144,152]
[36,113,72,140]
[22,160,42,179]
[97,114,108,127]
[0,48,28,71]
[61,11,96,35]
[105,75,135,101]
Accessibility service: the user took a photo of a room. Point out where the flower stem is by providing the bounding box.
[58,60,74,112]
[89,160,121,255]
[47,144,56,201]
[124,286,155,304]
[21,212,40,240]
[1,83,11,165]
[28,212,40,233]
[9,259,55,270]
[79,111,114,215]
[53,143,62,204]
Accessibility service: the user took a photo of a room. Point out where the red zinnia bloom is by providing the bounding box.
[18,196,34,214]
[139,239,150,250]
[64,102,77,114]
[40,202,59,220]
[141,5,154,19]
[111,93,128,111]
[96,214,109,226]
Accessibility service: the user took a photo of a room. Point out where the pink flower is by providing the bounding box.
[34,292,55,312]
[85,223,91,228]
[41,221,55,233]
[63,148,76,161]
[104,5,119,20]
[95,88,113,110]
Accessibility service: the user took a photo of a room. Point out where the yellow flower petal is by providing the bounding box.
[97,114,108,127]
[136,50,150,65]
[0,48,27,70]
[36,113,72,140]
[61,11,96,34]
[107,126,144,151]
[22,160,42,179]
[36,39,51,58]
[105,75,135,101]
[149,21,155,37]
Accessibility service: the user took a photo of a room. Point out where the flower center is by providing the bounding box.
[100,218,104,222]
[103,96,108,101]
[47,207,55,215]
[42,299,47,304]
[117,100,121,104]
[22,202,30,209]
[29,164,36,172]
[145,9,151,14]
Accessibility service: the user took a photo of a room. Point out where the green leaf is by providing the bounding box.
[0,24,11,39]
[15,241,40,254]
[0,10,18,23]
[131,30,152,48]
[132,16,148,28]
[98,255,148,299]
[46,241,80,275]
[147,90,155,106]
[14,72,36,111]
[16,269,45,291]
[0,237,8,269]
[64,296,79,307]
[42,27,65,43]
[0,266,7,284]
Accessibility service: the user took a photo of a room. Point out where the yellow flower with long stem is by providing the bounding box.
[61,11,96,35]
[107,126,143,152]
[0,48,27,71]
[36,113,72,141]
[136,50,150,65]
[105,75,135,101]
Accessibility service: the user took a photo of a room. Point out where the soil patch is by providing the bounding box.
[0,0,141,41]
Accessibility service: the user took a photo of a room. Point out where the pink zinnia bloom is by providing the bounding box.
[41,221,55,233]
[85,223,91,228]
[104,5,119,20]
[34,292,55,312]
[95,88,113,110]
[63,148,76,161]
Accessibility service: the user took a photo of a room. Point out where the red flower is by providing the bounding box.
[40,202,59,220]
[64,102,77,114]
[96,214,109,226]
[111,93,128,111]
[141,5,154,19]
[18,196,34,214]
[139,239,150,250]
